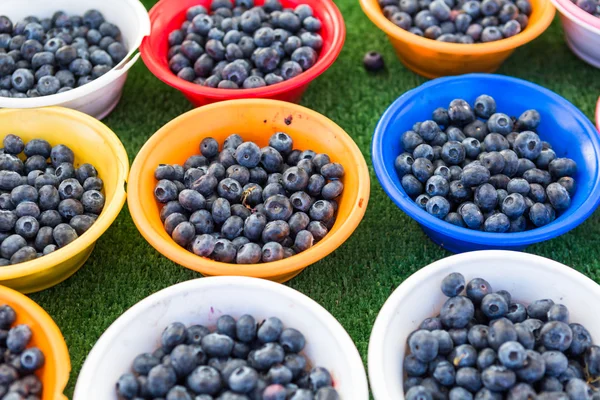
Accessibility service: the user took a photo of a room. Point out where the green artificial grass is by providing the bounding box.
[25,0,600,396]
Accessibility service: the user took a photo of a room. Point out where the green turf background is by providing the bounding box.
[24,0,600,396]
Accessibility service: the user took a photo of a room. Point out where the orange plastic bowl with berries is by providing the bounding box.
[127,99,370,283]
[0,285,71,400]
[360,0,555,78]
[0,107,129,293]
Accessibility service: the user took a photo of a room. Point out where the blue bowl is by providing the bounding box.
[372,74,600,253]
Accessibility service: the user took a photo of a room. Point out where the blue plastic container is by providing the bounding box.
[372,74,600,253]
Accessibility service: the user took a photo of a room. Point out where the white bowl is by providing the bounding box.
[74,276,369,399]
[551,0,600,68]
[368,250,600,400]
[0,0,150,120]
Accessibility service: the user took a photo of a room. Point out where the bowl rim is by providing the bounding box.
[127,98,370,278]
[0,284,71,400]
[74,275,370,398]
[551,0,600,35]
[140,0,346,100]
[367,250,600,400]
[0,0,151,108]
[371,73,600,247]
[596,97,600,132]
[359,0,555,55]
[0,107,129,281]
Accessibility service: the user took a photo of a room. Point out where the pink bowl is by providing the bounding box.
[596,97,600,132]
[552,0,600,67]
[554,0,600,30]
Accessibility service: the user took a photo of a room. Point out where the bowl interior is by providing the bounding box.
[361,0,555,54]
[74,277,369,399]
[553,0,600,33]
[372,74,600,245]
[143,0,343,96]
[128,99,369,279]
[369,251,600,399]
[1,0,147,61]
[0,107,128,278]
[0,285,70,400]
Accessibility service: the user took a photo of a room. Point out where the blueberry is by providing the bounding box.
[401,175,424,198]
[186,365,222,395]
[507,178,529,196]
[474,183,497,212]
[466,278,492,304]
[548,158,577,179]
[412,157,434,183]
[468,325,489,350]
[528,202,551,227]
[462,163,490,186]
[458,202,483,229]
[500,193,526,219]
[439,296,474,330]
[449,344,477,369]
[6,324,31,353]
[513,131,542,160]
[261,220,289,243]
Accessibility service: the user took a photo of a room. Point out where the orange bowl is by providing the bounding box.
[0,285,70,400]
[127,99,370,282]
[360,0,555,78]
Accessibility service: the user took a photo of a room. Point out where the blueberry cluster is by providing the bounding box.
[0,10,127,98]
[0,305,45,398]
[396,95,577,233]
[167,0,323,89]
[0,134,105,265]
[574,0,600,16]
[154,132,344,264]
[379,0,531,43]
[116,314,339,399]
[403,272,600,399]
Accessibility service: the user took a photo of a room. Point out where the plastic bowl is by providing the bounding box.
[74,276,369,399]
[0,284,71,400]
[360,0,555,78]
[596,97,600,132]
[368,250,600,399]
[552,0,600,68]
[372,74,600,253]
[0,0,150,120]
[140,0,345,107]
[127,99,369,282]
[0,107,129,293]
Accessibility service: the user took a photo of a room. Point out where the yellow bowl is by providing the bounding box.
[0,107,129,293]
[0,284,71,399]
[127,99,370,283]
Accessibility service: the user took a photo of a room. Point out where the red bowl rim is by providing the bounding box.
[140,0,346,100]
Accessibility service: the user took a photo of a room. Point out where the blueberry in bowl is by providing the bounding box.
[140,0,346,106]
[368,251,600,400]
[127,99,370,283]
[74,276,369,399]
[0,0,150,119]
[372,74,600,253]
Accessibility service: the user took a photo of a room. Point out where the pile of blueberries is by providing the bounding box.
[154,132,344,264]
[116,314,339,399]
[0,305,45,398]
[396,95,577,233]
[167,0,323,89]
[575,0,600,16]
[404,272,600,400]
[379,0,531,43]
[0,134,105,265]
[0,10,127,98]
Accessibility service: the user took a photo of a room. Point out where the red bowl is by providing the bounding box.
[140,0,346,106]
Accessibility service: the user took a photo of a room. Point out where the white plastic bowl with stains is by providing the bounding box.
[74,276,369,399]
[368,250,600,399]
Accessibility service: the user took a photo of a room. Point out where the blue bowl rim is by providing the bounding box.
[372,73,600,247]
